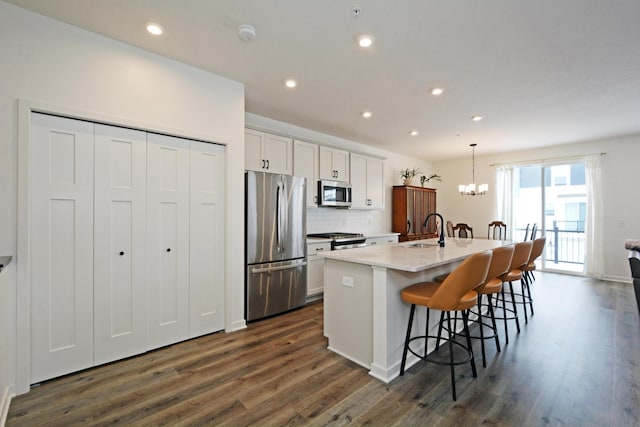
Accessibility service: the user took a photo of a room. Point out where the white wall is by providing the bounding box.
[0,1,246,399]
[434,134,640,281]
[245,113,439,234]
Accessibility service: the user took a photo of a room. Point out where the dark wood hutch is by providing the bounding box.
[392,185,438,242]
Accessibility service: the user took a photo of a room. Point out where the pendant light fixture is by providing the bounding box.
[459,143,488,196]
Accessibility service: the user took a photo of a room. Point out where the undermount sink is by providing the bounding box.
[406,243,438,248]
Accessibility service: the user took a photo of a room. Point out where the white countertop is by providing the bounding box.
[320,238,512,272]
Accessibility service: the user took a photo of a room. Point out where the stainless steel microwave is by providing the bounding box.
[318,180,352,207]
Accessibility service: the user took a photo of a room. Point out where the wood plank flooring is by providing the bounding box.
[7,272,640,426]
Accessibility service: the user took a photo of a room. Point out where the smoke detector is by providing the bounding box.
[238,24,256,41]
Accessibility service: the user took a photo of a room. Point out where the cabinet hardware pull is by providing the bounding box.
[119,251,124,256]
[266,159,270,169]
[166,248,171,252]
[262,159,265,168]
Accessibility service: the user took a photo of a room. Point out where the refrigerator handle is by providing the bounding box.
[276,181,286,253]
[250,260,307,274]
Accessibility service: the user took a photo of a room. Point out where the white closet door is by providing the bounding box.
[189,141,225,337]
[93,124,147,365]
[146,133,190,348]
[30,113,95,383]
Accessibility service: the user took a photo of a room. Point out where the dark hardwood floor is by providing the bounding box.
[7,272,640,426]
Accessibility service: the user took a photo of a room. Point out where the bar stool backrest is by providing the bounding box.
[430,250,492,311]
[509,240,533,272]
[481,245,515,288]
[528,237,546,263]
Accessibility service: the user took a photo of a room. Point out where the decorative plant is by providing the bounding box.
[399,167,422,182]
[420,174,442,186]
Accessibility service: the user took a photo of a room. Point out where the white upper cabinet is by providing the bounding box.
[293,140,319,207]
[319,146,349,181]
[245,129,293,175]
[350,153,384,209]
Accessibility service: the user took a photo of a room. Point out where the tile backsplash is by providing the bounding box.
[307,208,388,235]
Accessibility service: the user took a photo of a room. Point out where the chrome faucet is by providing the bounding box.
[424,213,445,247]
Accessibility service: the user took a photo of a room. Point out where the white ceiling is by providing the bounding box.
[6,0,640,161]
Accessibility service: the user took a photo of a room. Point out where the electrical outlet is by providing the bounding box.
[342,276,354,287]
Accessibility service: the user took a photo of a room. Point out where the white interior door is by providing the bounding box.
[93,124,148,365]
[30,113,95,383]
[146,133,190,348]
[189,141,225,337]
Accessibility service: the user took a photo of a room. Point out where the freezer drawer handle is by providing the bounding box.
[250,261,307,274]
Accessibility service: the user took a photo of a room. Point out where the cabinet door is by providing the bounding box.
[319,146,335,180]
[366,157,384,209]
[94,124,148,365]
[332,149,350,181]
[264,133,293,175]
[146,133,190,349]
[189,141,225,337]
[293,140,319,207]
[244,129,264,172]
[349,154,368,208]
[351,154,384,209]
[30,113,95,383]
[307,242,330,297]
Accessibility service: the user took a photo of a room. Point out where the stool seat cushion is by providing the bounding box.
[401,281,478,311]
[479,277,502,295]
[522,261,536,272]
[501,269,523,282]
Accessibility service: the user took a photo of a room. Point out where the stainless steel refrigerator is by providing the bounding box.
[245,171,307,321]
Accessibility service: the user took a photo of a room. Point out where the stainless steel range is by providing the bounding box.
[307,232,366,250]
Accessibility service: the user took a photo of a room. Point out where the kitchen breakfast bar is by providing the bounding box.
[320,237,511,383]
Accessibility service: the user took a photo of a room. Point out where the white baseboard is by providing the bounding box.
[601,275,632,283]
[0,384,14,427]
[227,319,247,332]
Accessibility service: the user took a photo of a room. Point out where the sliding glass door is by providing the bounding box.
[512,162,586,274]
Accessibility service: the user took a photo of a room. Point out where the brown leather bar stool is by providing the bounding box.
[471,245,514,367]
[399,251,492,401]
[432,245,514,367]
[520,237,547,320]
[494,240,533,344]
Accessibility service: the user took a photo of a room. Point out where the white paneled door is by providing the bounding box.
[30,113,95,383]
[146,133,190,348]
[93,124,148,365]
[189,141,225,337]
[29,112,226,384]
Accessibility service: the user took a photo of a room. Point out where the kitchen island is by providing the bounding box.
[320,237,511,383]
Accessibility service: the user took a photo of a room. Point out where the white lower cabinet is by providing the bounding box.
[307,241,331,297]
[29,113,225,383]
[365,235,398,246]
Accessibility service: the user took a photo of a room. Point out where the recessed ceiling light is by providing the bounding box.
[409,130,419,136]
[362,111,372,118]
[358,35,374,48]
[285,79,297,88]
[471,115,483,122]
[431,88,444,96]
[146,23,163,36]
